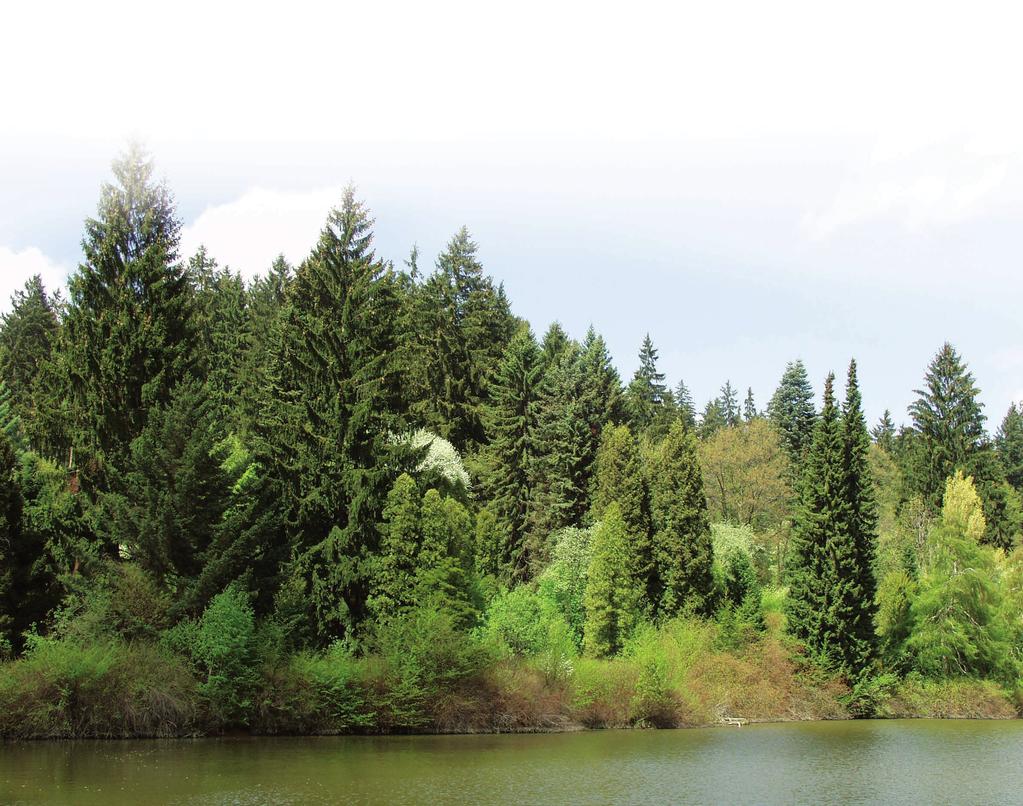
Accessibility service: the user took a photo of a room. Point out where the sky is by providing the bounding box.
[2,0,1023,428]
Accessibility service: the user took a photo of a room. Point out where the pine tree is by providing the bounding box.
[267,187,407,642]
[786,373,848,661]
[413,227,516,450]
[720,381,740,427]
[647,420,714,617]
[576,327,625,485]
[743,387,757,422]
[0,383,22,450]
[908,343,987,504]
[768,360,817,466]
[698,398,727,439]
[64,143,195,493]
[370,474,422,622]
[0,276,65,458]
[674,380,696,429]
[591,423,652,606]
[626,334,669,434]
[907,343,1018,548]
[480,327,542,580]
[583,503,642,657]
[872,409,896,452]
[836,359,878,672]
[997,403,1023,493]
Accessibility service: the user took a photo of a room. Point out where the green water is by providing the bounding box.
[3,720,1022,805]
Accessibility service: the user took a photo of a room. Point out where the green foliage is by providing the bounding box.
[373,603,489,729]
[536,527,593,649]
[625,334,673,437]
[906,472,1016,682]
[480,585,577,684]
[584,504,643,657]
[647,419,714,616]
[189,585,260,727]
[767,359,817,467]
[480,326,542,580]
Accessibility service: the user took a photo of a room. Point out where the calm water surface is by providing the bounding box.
[3,720,1022,805]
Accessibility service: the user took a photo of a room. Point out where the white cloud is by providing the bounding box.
[0,246,69,312]
[180,187,343,278]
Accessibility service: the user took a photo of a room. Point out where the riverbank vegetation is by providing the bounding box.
[2,146,1023,738]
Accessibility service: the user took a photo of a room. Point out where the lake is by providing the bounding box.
[3,720,1022,804]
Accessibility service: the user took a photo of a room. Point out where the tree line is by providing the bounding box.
[2,144,1023,700]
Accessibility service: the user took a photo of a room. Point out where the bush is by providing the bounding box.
[374,604,489,730]
[187,584,259,728]
[0,636,199,738]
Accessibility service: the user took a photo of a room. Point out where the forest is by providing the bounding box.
[2,145,1023,738]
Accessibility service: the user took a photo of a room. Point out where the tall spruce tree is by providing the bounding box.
[743,387,758,422]
[720,381,740,427]
[997,403,1023,494]
[674,380,697,429]
[64,144,195,494]
[480,326,542,580]
[768,360,817,467]
[786,374,848,662]
[698,397,727,439]
[413,228,516,450]
[647,420,714,616]
[267,187,407,642]
[0,276,65,458]
[872,409,896,452]
[836,359,878,673]
[626,334,670,435]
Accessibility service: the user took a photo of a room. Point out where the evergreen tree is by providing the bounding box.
[480,327,542,580]
[370,474,422,622]
[908,343,1018,548]
[720,381,740,427]
[413,227,516,450]
[0,383,21,449]
[997,403,1023,493]
[768,360,817,466]
[0,437,56,653]
[647,420,714,616]
[872,409,896,452]
[539,322,571,369]
[583,503,642,657]
[698,397,727,439]
[786,374,848,662]
[836,359,878,672]
[267,187,407,643]
[908,343,987,504]
[625,334,669,434]
[743,387,757,422]
[64,144,195,493]
[674,380,696,430]
[0,276,65,458]
[576,327,625,482]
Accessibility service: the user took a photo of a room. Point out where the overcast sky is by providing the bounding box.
[2,1,1022,428]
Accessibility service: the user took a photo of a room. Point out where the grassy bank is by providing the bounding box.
[2,612,1017,740]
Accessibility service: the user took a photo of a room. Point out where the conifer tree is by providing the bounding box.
[786,374,847,660]
[997,403,1023,493]
[872,409,896,452]
[743,387,757,422]
[626,334,669,434]
[576,327,625,485]
[268,187,407,642]
[413,227,516,450]
[480,327,542,580]
[0,276,65,458]
[908,343,987,504]
[370,474,422,622]
[836,359,878,672]
[583,503,642,657]
[647,420,714,616]
[674,380,697,429]
[768,360,817,467]
[698,398,727,439]
[720,381,740,427]
[64,144,195,492]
